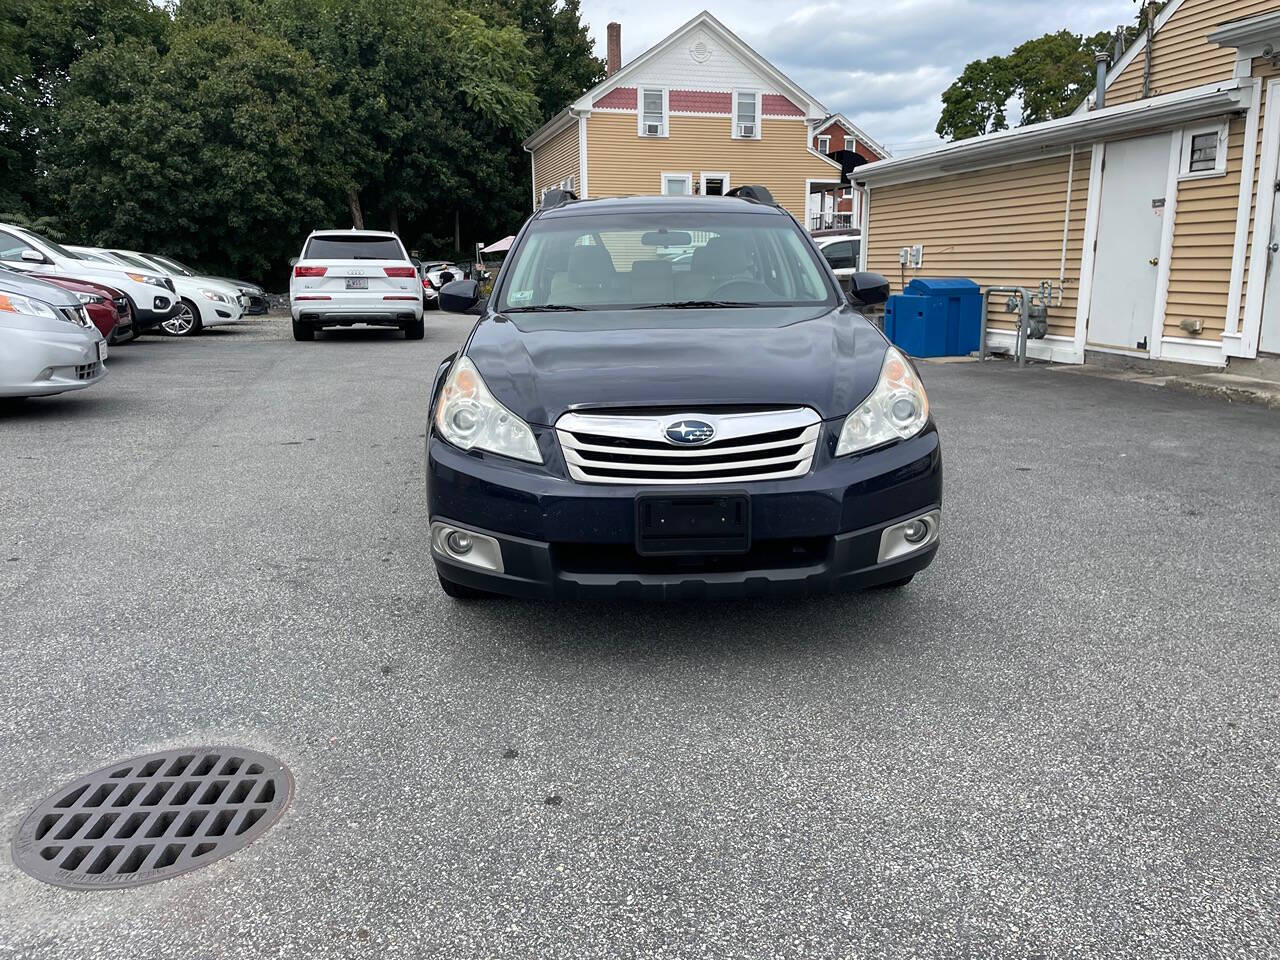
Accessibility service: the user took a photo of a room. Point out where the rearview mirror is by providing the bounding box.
[20,250,46,264]
[847,272,890,307]
[642,230,693,247]
[439,278,482,314]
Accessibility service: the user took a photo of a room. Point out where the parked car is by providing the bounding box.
[10,267,133,344]
[0,270,107,399]
[814,233,861,295]
[76,247,244,337]
[426,189,939,600]
[139,253,268,316]
[0,225,179,335]
[289,230,423,341]
[420,261,461,310]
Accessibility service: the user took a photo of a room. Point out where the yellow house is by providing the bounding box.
[523,11,848,227]
[856,0,1280,368]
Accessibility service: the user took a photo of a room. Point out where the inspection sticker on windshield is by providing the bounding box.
[510,289,534,305]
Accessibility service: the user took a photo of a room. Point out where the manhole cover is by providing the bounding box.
[11,746,293,889]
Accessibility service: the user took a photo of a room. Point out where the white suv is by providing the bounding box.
[289,230,424,341]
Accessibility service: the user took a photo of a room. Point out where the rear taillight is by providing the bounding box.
[422,277,434,290]
[384,266,417,278]
[294,265,327,278]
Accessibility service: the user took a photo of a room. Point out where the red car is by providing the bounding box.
[27,272,135,344]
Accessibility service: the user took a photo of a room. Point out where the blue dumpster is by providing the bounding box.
[883,278,982,358]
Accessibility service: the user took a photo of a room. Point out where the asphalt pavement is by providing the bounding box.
[1,314,1278,959]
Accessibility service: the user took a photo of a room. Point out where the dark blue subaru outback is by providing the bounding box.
[428,187,941,600]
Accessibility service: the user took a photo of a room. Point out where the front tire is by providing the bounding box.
[404,316,425,340]
[437,573,491,600]
[162,300,203,337]
[292,319,315,341]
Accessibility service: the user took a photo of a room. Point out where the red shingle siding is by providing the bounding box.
[762,94,802,117]
[670,90,732,114]
[594,87,637,109]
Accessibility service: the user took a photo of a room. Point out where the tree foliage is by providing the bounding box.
[1,0,599,282]
[936,3,1171,141]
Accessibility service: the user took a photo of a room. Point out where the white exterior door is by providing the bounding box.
[1087,134,1170,353]
[1259,194,1280,354]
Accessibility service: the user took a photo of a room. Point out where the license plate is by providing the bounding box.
[97,340,109,362]
[345,278,368,290]
[636,493,751,556]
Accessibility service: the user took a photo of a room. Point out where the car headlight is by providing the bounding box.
[199,288,229,303]
[0,292,61,321]
[836,346,930,456]
[76,292,105,305]
[434,356,541,463]
[127,273,165,288]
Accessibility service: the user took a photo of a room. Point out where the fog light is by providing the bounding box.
[38,367,54,380]
[430,522,504,573]
[446,531,473,555]
[903,520,929,543]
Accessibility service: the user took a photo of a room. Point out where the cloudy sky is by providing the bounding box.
[577,0,1136,155]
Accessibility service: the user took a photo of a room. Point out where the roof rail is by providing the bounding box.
[540,188,578,209]
[726,185,776,205]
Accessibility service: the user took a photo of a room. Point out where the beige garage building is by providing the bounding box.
[856,0,1280,368]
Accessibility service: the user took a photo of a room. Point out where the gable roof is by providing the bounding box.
[525,10,829,150]
[814,113,892,159]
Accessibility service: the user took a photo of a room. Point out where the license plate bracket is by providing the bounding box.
[97,340,108,362]
[635,493,751,556]
[345,277,368,290]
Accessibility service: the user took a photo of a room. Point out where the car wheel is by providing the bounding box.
[873,575,914,589]
[292,319,315,341]
[437,573,491,600]
[162,300,203,337]
[404,316,425,340]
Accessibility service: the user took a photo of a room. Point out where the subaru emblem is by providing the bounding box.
[664,419,716,445]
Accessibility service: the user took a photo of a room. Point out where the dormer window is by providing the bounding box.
[733,91,759,139]
[817,135,830,154]
[639,88,667,137]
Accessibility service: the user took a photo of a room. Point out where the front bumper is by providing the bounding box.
[130,293,181,330]
[427,424,942,600]
[0,326,105,397]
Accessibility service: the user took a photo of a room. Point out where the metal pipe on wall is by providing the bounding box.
[979,286,1031,366]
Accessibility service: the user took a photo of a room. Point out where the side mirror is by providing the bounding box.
[847,272,890,307]
[439,278,481,314]
[288,257,298,267]
[20,249,46,264]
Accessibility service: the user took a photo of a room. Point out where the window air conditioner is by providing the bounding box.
[644,122,662,136]
[738,123,756,138]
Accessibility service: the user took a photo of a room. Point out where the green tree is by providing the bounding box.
[937,30,1114,141]
[46,22,351,280]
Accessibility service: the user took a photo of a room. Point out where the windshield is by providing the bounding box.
[303,234,405,260]
[149,254,193,276]
[497,211,836,312]
[18,229,83,261]
[112,251,159,271]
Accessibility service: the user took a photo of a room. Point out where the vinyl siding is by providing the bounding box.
[1108,0,1275,106]
[585,112,841,221]
[1164,118,1246,338]
[866,152,1090,339]
[532,122,579,206]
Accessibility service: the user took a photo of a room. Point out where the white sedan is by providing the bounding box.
[1,272,107,399]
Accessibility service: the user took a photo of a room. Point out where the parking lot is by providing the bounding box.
[1,313,1278,958]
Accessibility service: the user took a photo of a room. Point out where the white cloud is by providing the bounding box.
[577,0,1133,152]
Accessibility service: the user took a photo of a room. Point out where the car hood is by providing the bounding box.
[464,305,888,426]
[0,272,80,308]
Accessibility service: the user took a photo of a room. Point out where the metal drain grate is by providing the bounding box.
[11,746,293,889]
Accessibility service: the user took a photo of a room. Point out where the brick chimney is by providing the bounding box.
[606,22,621,77]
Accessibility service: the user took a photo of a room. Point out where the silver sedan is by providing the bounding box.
[0,272,107,399]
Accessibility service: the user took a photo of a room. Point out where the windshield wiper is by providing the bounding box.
[637,300,763,309]
[504,304,588,312]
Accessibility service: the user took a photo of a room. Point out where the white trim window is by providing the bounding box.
[1180,122,1228,180]
[816,135,830,154]
[700,171,730,196]
[661,172,693,196]
[639,88,667,138]
[733,91,760,140]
